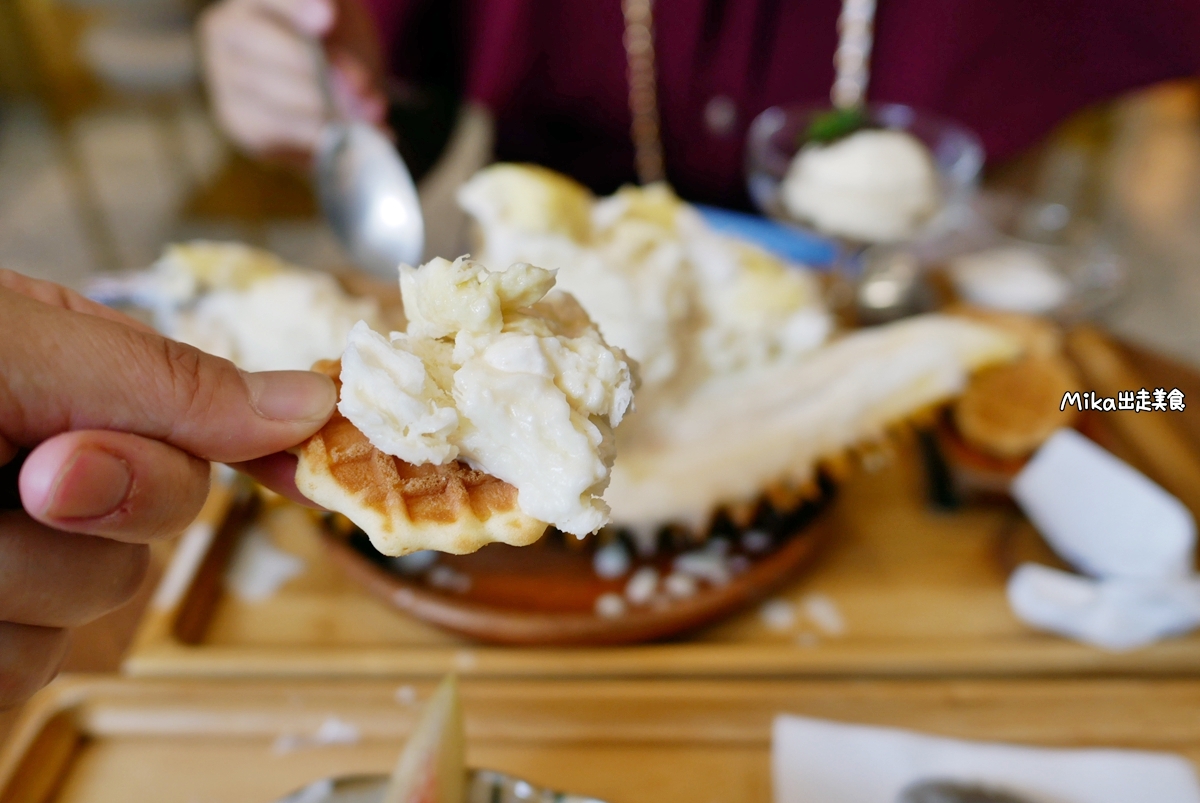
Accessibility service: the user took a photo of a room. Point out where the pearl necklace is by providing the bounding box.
[621,0,878,185]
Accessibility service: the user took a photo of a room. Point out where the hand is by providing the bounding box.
[0,271,336,707]
[199,0,388,161]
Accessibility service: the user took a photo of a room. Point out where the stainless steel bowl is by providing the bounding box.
[274,770,609,803]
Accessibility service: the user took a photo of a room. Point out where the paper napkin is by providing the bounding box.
[773,714,1200,803]
[1007,428,1200,650]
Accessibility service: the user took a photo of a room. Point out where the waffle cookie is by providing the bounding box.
[953,353,1081,460]
[294,360,548,556]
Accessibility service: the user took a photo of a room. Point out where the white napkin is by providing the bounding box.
[1008,564,1200,650]
[772,714,1200,803]
[1006,428,1200,650]
[1011,429,1195,580]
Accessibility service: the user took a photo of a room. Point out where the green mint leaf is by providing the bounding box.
[803,107,867,145]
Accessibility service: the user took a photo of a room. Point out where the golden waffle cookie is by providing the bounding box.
[294,360,548,556]
[954,353,1081,460]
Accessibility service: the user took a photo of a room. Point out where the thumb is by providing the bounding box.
[1,288,335,464]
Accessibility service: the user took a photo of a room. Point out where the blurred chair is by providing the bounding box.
[9,0,207,271]
[76,0,198,185]
[7,0,119,269]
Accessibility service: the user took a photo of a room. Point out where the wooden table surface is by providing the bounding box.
[9,675,1200,803]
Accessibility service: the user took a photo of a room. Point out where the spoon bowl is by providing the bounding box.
[315,120,424,279]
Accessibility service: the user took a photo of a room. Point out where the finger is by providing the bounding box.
[0,512,148,627]
[227,64,325,120]
[233,452,324,508]
[202,0,332,44]
[212,88,324,155]
[214,13,323,83]
[200,0,331,154]
[0,622,68,710]
[329,56,387,124]
[18,431,210,542]
[0,287,337,464]
[216,86,326,153]
[253,0,334,37]
[224,73,326,132]
[0,269,156,334]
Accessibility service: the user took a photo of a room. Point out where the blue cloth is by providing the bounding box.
[695,205,838,268]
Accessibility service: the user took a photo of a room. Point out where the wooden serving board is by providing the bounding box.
[5,675,1200,803]
[120,332,1200,679]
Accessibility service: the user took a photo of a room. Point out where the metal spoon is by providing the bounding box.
[899,779,1043,803]
[309,42,424,279]
[274,770,609,803]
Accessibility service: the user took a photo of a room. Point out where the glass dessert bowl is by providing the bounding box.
[745,102,985,319]
[746,102,985,246]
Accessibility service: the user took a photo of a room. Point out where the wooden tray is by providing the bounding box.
[5,675,1200,803]
[120,329,1200,679]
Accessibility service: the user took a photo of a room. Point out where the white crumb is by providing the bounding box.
[760,598,797,632]
[624,566,659,605]
[741,529,772,553]
[593,541,632,579]
[664,572,698,599]
[801,592,846,636]
[595,592,627,619]
[271,717,360,754]
[673,546,731,587]
[427,565,472,594]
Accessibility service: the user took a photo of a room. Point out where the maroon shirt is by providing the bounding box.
[365,0,1200,207]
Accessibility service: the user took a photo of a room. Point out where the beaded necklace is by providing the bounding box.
[621,0,877,184]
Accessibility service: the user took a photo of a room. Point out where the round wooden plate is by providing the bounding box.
[321,488,833,646]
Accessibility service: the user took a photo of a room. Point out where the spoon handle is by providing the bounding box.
[307,37,339,121]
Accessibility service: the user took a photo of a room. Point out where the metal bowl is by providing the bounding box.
[275,770,609,803]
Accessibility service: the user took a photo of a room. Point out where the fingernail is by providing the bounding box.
[242,370,336,423]
[297,0,333,33]
[44,449,132,520]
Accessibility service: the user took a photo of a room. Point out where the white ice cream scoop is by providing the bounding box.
[780,128,941,244]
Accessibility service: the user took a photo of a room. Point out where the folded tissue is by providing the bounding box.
[1007,428,1200,650]
[773,714,1200,803]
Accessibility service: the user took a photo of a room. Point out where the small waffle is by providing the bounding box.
[294,360,548,556]
[953,353,1081,460]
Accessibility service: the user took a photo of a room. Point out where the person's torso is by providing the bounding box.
[433,0,1199,207]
